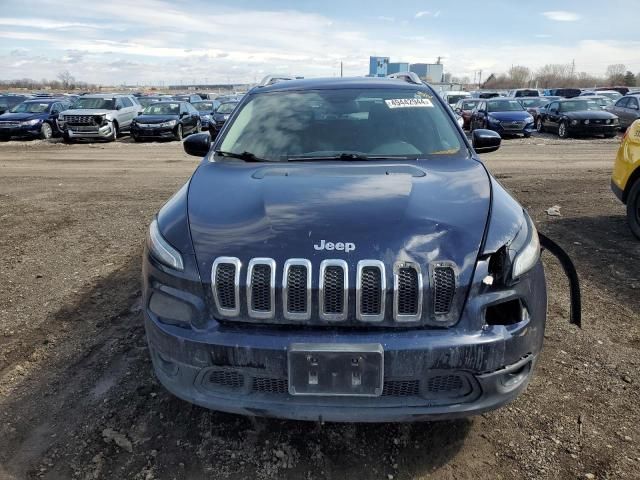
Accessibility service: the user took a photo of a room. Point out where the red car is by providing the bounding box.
[453,98,483,130]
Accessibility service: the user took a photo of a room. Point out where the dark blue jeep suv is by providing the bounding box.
[142,76,555,422]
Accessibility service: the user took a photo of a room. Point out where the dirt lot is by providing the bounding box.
[0,134,638,480]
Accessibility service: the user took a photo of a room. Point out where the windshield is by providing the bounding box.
[138,97,162,107]
[560,100,600,112]
[487,100,525,112]
[519,98,548,108]
[461,100,480,110]
[11,102,52,113]
[598,91,622,101]
[143,103,180,115]
[218,88,462,161]
[216,102,237,114]
[72,97,114,110]
[193,102,215,112]
[588,97,612,107]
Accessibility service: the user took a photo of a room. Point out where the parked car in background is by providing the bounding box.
[537,99,618,138]
[172,94,202,104]
[0,95,29,115]
[596,86,630,96]
[442,91,471,107]
[579,95,614,110]
[470,98,535,137]
[517,97,552,119]
[137,96,166,108]
[453,98,483,130]
[130,101,200,142]
[544,88,581,98]
[509,89,539,98]
[590,90,623,102]
[470,91,501,99]
[0,98,70,140]
[58,94,142,142]
[192,100,221,130]
[208,100,238,136]
[611,119,640,238]
[607,95,640,130]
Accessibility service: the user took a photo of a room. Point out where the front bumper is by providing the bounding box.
[488,121,535,137]
[131,124,176,138]
[143,252,546,422]
[63,123,114,139]
[0,124,42,138]
[568,123,618,136]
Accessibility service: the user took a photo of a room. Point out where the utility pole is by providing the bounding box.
[436,56,442,64]
[478,70,482,88]
[570,59,575,78]
[340,61,343,78]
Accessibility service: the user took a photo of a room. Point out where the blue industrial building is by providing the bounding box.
[369,56,443,82]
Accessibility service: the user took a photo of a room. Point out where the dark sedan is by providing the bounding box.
[454,98,483,130]
[192,100,221,130]
[208,100,238,136]
[470,98,535,137]
[130,101,200,141]
[137,96,167,108]
[0,98,69,140]
[536,99,618,138]
[517,97,553,120]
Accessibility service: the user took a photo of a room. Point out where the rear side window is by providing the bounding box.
[120,97,133,107]
[628,97,639,109]
[219,88,463,160]
[616,98,629,108]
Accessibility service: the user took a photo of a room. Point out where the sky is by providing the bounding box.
[1,0,640,86]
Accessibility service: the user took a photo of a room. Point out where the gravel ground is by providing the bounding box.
[0,133,638,480]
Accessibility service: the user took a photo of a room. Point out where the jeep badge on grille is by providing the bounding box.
[314,240,356,253]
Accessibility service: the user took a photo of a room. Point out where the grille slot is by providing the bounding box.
[252,377,288,394]
[283,259,311,320]
[208,370,244,389]
[320,260,348,321]
[356,260,385,322]
[247,258,275,319]
[211,257,241,316]
[433,265,456,315]
[382,380,420,397]
[394,264,422,322]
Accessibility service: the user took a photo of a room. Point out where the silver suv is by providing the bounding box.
[59,94,141,142]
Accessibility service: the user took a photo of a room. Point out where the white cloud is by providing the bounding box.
[415,11,430,18]
[542,11,580,22]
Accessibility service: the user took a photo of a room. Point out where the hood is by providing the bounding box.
[488,111,531,122]
[564,110,617,120]
[187,158,492,319]
[0,112,46,122]
[135,114,179,123]
[61,109,112,116]
[213,112,231,121]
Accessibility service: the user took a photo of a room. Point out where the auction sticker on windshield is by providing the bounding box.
[385,98,433,108]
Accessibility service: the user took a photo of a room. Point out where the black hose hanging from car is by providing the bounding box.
[538,232,582,328]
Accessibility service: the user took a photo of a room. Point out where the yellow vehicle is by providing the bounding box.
[612,119,640,238]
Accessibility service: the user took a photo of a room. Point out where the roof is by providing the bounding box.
[251,76,431,94]
[81,93,131,98]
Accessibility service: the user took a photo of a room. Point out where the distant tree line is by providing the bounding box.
[0,71,99,91]
[478,63,640,90]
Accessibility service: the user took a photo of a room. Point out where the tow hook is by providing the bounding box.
[538,233,582,327]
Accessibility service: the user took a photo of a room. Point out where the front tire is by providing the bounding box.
[626,179,640,240]
[107,121,118,142]
[558,121,569,139]
[175,124,183,141]
[536,118,544,133]
[40,122,53,140]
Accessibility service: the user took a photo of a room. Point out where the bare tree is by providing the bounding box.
[605,64,626,85]
[508,65,531,87]
[57,70,75,89]
[623,71,636,87]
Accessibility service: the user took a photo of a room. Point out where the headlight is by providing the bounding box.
[202,114,211,120]
[160,120,177,128]
[570,119,578,126]
[583,119,590,125]
[223,114,230,120]
[21,119,41,126]
[511,215,540,279]
[612,118,619,125]
[487,115,500,124]
[94,115,106,125]
[525,116,534,123]
[147,218,184,271]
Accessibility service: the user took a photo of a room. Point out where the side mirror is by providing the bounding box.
[115,105,122,110]
[472,129,501,154]
[183,132,211,156]
[180,112,188,117]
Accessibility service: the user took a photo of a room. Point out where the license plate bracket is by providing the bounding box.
[288,343,384,397]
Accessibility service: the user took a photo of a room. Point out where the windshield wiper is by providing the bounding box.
[214,150,276,162]
[286,152,414,162]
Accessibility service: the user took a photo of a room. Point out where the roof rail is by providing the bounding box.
[387,72,423,85]
[258,75,304,87]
